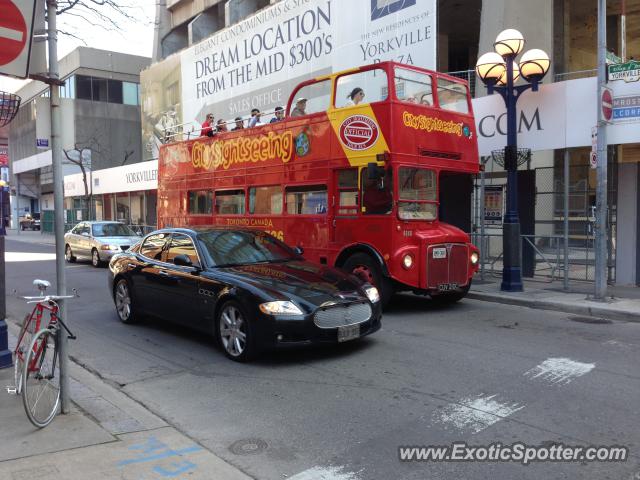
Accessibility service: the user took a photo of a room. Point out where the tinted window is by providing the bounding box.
[93,78,108,102]
[249,186,282,214]
[166,234,199,267]
[76,75,92,100]
[108,79,123,104]
[197,231,295,267]
[123,82,139,105]
[285,186,327,214]
[140,233,168,260]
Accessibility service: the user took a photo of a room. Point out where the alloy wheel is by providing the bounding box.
[115,281,131,322]
[219,305,247,357]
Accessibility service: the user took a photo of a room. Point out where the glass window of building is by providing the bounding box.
[249,186,282,214]
[108,79,123,103]
[76,75,92,100]
[93,78,108,102]
[123,82,139,105]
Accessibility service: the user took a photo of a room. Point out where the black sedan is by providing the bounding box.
[108,228,382,361]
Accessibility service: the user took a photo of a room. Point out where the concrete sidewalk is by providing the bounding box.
[469,277,640,322]
[0,329,252,480]
[5,229,56,246]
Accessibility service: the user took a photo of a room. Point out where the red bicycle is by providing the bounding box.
[9,279,76,428]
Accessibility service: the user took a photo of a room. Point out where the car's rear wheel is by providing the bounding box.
[114,278,138,324]
[65,244,76,263]
[216,301,256,362]
[342,252,394,307]
[91,248,103,267]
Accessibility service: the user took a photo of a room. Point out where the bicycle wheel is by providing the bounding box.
[14,314,36,395]
[22,329,61,428]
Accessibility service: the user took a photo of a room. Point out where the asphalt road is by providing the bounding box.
[4,238,640,480]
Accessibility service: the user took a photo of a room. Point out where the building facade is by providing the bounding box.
[8,47,150,230]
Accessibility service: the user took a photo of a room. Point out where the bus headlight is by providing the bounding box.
[259,301,303,315]
[364,286,380,303]
[470,252,479,265]
[402,254,414,269]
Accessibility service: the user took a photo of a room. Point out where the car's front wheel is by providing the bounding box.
[91,248,103,268]
[65,244,76,263]
[216,301,256,362]
[114,278,138,324]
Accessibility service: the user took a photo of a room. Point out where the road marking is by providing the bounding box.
[289,466,361,480]
[0,25,24,42]
[524,357,594,385]
[433,394,525,434]
[5,252,56,262]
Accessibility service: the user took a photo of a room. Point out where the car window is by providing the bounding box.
[140,233,169,260]
[80,224,90,235]
[197,230,296,267]
[166,234,200,267]
[93,223,137,237]
[71,224,82,234]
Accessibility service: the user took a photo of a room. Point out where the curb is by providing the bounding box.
[467,291,640,322]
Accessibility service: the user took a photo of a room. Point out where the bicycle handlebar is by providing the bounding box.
[24,295,76,303]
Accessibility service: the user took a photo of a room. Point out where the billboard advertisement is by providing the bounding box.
[141,0,436,161]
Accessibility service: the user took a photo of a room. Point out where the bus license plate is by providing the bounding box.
[433,247,447,259]
[438,283,458,292]
[337,324,360,342]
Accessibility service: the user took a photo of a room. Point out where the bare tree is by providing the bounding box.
[63,144,93,206]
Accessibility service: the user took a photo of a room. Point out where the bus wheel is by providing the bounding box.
[430,282,471,305]
[342,253,393,307]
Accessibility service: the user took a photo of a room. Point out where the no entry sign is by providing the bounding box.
[601,87,613,122]
[0,0,37,79]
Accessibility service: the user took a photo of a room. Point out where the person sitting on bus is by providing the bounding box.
[362,174,392,215]
[231,117,245,131]
[346,88,365,106]
[216,118,228,132]
[200,113,215,137]
[270,106,285,123]
[249,108,265,127]
[291,98,307,117]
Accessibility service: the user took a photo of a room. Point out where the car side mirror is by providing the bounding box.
[293,246,304,256]
[173,254,193,267]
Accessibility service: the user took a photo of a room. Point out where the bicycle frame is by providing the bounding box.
[15,301,60,371]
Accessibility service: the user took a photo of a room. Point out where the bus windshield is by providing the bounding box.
[398,168,437,220]
[394,66,434,106]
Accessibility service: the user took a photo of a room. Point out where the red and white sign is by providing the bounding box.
[601,87,613,122]
[0,145,8,166]
[339,115,379,151]
[0,0,36,78]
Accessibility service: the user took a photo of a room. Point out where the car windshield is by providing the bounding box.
[196,230,296,267]
[92,223,137,237]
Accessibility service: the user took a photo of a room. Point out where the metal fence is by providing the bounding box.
[471,159,617,286]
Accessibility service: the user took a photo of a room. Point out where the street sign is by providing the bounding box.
[608,59,640,82]
[601,87,613,121]
[0,0,37,79]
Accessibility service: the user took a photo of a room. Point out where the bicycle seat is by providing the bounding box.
[33,279,51,291]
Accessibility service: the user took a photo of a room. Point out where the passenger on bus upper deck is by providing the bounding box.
[249,108,265,127]
[231,117,244,131]
[270,106,285,123]
[200,113,215,137]
[346,88,365,106]
[216,118,228,132]
[291,98,307,117]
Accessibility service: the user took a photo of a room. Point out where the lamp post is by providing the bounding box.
[0,179,12,369]
[476,29,550,292]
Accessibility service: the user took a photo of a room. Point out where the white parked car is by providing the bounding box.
[64,221,142,267]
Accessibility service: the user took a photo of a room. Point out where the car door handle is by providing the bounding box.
[158,270,171,276]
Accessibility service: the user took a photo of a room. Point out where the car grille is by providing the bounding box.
[120,245,130,251]
[313,302,372,329]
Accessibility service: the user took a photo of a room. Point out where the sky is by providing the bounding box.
[0,1,156,94]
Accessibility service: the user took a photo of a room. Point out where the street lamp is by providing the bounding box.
[476,29,550,292]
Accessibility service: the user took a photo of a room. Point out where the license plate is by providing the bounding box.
[337,324,360,342]
[438,283,458,292]
[433,247,447,259]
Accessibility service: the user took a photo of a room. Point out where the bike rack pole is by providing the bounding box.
[564,149,570,291]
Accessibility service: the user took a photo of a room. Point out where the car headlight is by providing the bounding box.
[402,254,413,269]
[470,252,479,265]
[364,286,380,303]
[101,244,120,251]
[259,301,303,315]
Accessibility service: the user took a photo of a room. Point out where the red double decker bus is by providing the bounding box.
[158,61,480,305]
